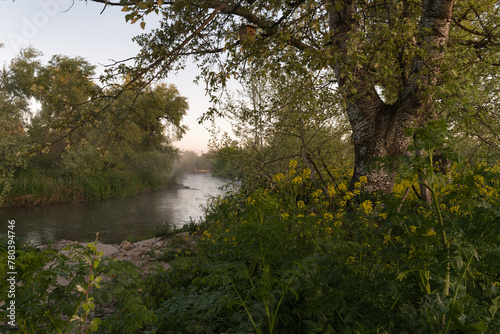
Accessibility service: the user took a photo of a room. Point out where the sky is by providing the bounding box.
[0,0,230,154]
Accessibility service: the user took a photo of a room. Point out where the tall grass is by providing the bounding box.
[2,169,178,207]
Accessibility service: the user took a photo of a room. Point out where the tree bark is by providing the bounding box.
[329,0,454,193]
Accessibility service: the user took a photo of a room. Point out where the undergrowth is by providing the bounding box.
[1,158,499,333]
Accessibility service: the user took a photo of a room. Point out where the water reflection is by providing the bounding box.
[0,173,236,245]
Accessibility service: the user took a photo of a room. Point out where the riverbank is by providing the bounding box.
[1,170,184,209]
[0,227,201,332]
[40,234,193,281]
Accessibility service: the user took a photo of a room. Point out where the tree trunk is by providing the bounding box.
[348,102,419,193]
[329,0,454,193]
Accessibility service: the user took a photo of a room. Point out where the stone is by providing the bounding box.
[120,240,134,251]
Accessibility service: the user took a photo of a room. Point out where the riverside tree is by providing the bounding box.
[91,0,500,193]
[0,48,189,206]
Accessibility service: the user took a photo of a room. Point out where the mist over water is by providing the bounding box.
[0,173,237,245]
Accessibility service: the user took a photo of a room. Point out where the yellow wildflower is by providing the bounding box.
[327,184,336,196]
[409,225,417,233]
[281,213,289,219]
[359,176,368,184]
[272,173,284,183]
[289,159,298,168]
[360,200,373,213]
[292,176,303,185]
[312,189,323,198]
[324,212,334,221]
[425,229,436,237]
[474,175,485,186]
[338,183,347,192]
[344,191,354,200]
[354,182,361,189]
[302,168,312,178]
[325,227,333,234]
[297,200,306,208]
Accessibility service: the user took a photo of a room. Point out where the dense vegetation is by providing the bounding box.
[2,146,499,333]
[2,69,500,332]
[1,0,500,332]
[0,48,188,207]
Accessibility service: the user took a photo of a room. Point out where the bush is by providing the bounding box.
[147,159,500,333]
[2,157,499,333]
[0,238,155,334]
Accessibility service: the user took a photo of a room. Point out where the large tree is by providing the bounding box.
[92,0,500,193]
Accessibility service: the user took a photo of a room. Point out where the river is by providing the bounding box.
[0,173,237,245]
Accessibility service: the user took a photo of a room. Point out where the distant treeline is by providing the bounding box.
[0,48,189,207]
[173,150,212,174]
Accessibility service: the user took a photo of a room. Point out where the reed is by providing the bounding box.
[2,169,179,207]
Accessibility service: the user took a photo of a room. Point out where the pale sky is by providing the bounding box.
[0,0,229,154]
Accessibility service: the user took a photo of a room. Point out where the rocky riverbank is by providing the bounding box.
[39,232,196,284]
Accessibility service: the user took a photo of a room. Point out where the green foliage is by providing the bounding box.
[154,219,202,239]
[94,259,157,334]
[0,238,156,334]
[116,0,500,193]
[0,49,188,207]
[0,240,103,333]
[141,154,500,333]
[1,149,499,333]
[206,73,352,190]
[207,142,244,180]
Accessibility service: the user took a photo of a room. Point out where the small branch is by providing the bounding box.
[452,16,489,37]
[396,187,411,213]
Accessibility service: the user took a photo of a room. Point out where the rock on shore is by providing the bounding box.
[41,234,192,283]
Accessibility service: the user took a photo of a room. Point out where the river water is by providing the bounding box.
[0,173,237,245]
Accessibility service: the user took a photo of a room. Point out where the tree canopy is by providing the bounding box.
[0,48,189,206]
[91,0,500,193]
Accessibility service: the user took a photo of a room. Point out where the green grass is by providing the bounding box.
[2,169,177,207]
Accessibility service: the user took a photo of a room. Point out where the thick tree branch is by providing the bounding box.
[329,0,384,111]
[398,0,454,117]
